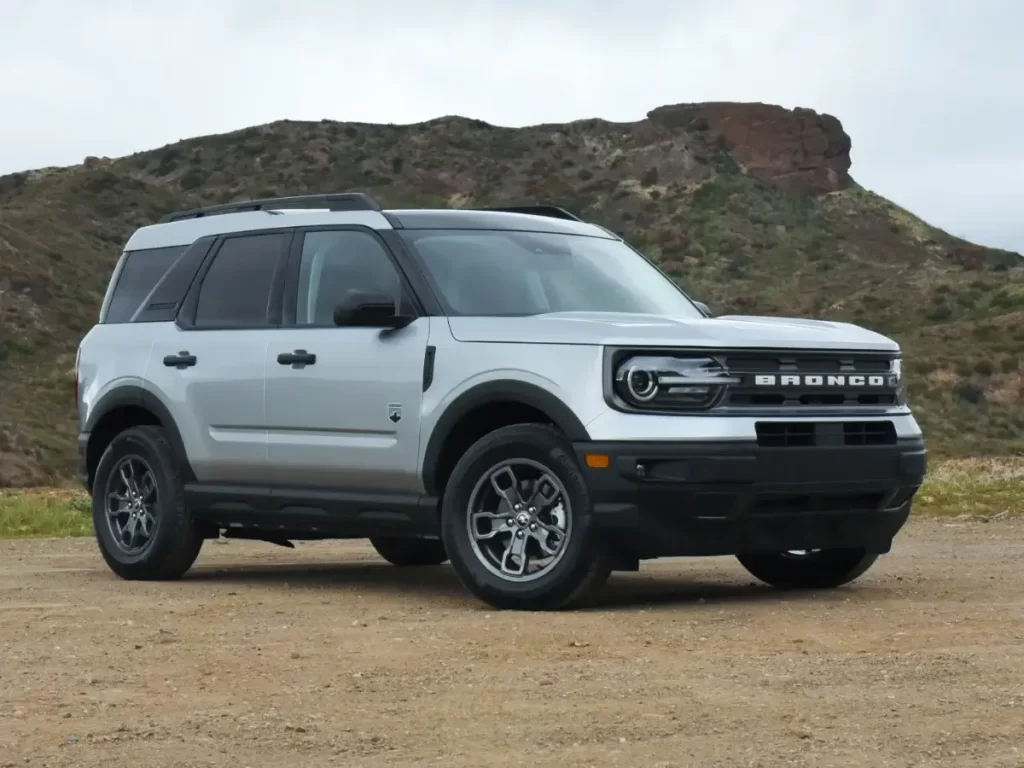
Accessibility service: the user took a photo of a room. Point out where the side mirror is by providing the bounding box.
[333,291,414,329]
[694,300,712,317]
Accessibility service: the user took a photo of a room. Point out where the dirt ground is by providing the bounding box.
[1,519,1022,768]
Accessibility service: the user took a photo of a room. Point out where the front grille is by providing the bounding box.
[843,421,897,446]
[756,421,897,448]
[755,422,815,447]
[729,392,899,407]
[725,354,892,373]
[721,351,899,410]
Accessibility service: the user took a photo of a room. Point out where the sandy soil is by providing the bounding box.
[1,519,1023,767]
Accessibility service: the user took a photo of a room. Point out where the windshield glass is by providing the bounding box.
[399,229,702,318]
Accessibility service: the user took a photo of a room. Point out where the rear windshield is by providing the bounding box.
[399,229,702,318]
[103,246,186,323]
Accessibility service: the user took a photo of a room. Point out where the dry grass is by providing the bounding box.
[914,456,1024,519]
[2,458,1020,539]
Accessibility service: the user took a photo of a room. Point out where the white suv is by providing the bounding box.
[75,193,927,610]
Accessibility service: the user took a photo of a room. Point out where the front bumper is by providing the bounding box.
[573,437,927,558]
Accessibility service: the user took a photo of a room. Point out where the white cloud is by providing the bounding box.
[1,0,1020,252]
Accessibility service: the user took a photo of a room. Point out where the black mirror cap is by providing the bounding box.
[333,291,414,328]
[693,300,712,317]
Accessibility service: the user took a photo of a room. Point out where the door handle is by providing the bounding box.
[277,349,317,367]
[163,351,197,369]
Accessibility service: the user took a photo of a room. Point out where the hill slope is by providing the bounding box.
[0,101,1021,486]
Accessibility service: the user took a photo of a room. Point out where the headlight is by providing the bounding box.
[892,358,907,405]
[612,354,739,411]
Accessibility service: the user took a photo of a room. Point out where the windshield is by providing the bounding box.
[399,229,702,318]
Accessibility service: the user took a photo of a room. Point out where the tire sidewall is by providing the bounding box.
[369,536,448,566]
[92,427,187,571]
[441,426,602,607]
[737,548,877,589]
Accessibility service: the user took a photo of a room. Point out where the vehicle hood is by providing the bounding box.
[447,312,900,352]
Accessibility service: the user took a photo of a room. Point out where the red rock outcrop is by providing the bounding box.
[647,102,852,195]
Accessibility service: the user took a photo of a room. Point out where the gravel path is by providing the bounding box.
[1,518,1022,767]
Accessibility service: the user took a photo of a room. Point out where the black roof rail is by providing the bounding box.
[158,192,382,223]
[476,205,583,222]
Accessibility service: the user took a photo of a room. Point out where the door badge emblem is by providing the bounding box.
[388,403,402,424]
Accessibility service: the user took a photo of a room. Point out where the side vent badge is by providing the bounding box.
[388,403,403,424]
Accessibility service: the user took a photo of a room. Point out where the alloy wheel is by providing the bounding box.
[104,455,159,554]
[466,459,571,582]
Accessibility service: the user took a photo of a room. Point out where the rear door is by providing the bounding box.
[145,230,293,484]
[263,226,429,491]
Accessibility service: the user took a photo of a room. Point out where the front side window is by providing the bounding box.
[194,233,290,327]
[295,230,403,326]
[399,229,702,318]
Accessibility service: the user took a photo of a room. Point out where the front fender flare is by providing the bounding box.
[420,379,590,496]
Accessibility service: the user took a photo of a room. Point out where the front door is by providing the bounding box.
[264,227,429,491]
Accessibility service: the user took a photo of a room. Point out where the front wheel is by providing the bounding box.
[737,548,879,589]
[441,424,610,611]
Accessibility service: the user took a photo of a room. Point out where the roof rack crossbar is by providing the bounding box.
[158,192,382,223]
[476,205,582,222]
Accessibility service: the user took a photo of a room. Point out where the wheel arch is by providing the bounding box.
[421,380,590,498]
[83,386,194,491]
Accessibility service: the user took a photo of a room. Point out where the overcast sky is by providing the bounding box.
[1,0,1021,253]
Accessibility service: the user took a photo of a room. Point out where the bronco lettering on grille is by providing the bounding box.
[754,375,893,387]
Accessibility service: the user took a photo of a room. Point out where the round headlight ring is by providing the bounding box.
[625,366,659,402]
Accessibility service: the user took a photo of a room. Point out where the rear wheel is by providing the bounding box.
[737,548,878,589]
[92,425,203,580]
[369,536,448,566]
[441,424,610,611]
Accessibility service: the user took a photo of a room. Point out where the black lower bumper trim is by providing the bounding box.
[574,437,926,558]
[77,432,91,491]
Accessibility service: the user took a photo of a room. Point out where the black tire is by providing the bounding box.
[737,547,879,589]
[370,536,448,566]
[92,425,203,580]
[441,424,610,611]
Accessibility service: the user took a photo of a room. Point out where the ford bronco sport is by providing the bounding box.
[75,193,927,610]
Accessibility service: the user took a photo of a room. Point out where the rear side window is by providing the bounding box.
[194,233,290,328]
[103,246,185,323]
[131,237,216,323]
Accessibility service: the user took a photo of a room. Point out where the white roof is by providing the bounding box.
[124,209,392,251]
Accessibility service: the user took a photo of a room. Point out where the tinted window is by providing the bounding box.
[132,238,215,323]
[195,233,290,327]
[296,230,403,326]
[400,229,702,318]
[104,246,185,323]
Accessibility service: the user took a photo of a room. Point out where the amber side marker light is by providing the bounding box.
[585,453,610,469]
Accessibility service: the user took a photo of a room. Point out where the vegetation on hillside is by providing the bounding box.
[0,104,1021,486]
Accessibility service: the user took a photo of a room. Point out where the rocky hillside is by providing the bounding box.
[0,101,1022,486]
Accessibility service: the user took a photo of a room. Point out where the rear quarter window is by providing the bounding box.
[101,246,186,324]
